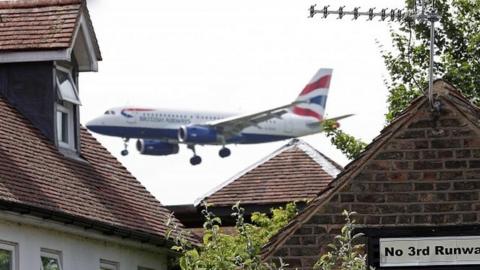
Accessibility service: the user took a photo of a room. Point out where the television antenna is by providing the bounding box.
[309,1,440,109]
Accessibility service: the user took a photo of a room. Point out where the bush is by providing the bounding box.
[314,211,373,270]
[166,202,297,270]
[168,205,371,270]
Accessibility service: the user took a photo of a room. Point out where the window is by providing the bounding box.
[40,249,62,270]
[56,102,75,149]
[100,259,118,270]
[56,69,81,105]
[0,241,17,270]
[55,66,80,151]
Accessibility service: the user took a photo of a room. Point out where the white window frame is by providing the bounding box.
[100,259,119,270]
[55,65,81,105]
[0,240,18,270]
[55,62,79,152]
[56,102,75,150]
[40,248,63,270]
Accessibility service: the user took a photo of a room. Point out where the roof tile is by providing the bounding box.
[0,96,196,244]
[198,139,342,207]
[0,0,101,60]
[0,1,80,51]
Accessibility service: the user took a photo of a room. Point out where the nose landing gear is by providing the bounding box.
[188,145,202,166]
[120,138,130,156]
[219,147,231,158]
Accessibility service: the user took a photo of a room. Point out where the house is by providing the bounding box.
[167,139,342,233]
[261,80,480,269]
[0,0,196,269]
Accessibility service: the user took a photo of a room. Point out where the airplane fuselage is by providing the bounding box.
[85,68,341,165]
[87,107,322,145]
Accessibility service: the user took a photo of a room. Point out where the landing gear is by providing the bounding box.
[121,138,130,156]
[218,136,231,158]
[219,147,231,158]
[188,145,202,166]
[190,155,202,166]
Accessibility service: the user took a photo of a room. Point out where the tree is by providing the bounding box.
[322,120,367,160]
[383,0,480,121]
[326,0,480,159]
[166,202,297,270]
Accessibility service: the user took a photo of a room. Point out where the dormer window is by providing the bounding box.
[0,0,101,158]
[56,68,81,105]
[55,66,80,152]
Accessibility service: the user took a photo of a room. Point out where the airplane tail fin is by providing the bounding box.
[291,68,333,120]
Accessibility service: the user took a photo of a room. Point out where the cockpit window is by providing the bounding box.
[104,110,115,115]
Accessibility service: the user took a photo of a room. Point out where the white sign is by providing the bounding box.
[380,236,480,267]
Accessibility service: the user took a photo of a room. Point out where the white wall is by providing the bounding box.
[0,211,169,270]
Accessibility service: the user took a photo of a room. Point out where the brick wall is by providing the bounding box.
[268,100,480,269]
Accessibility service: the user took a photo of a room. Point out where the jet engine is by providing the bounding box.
[178,125,218,144]
[136,140,179,156]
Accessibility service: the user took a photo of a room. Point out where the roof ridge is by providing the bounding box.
[261,95,430,259]
[193,139,299,206]
[0,0,81,9]
[295,141,342,177]
[261,80,480,258]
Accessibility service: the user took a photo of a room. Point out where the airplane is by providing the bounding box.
[86,68,352,165]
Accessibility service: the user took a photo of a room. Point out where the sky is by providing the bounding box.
[80,0,406,205]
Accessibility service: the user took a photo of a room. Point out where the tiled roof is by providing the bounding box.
[0,0,101,59]
[0,96,196,245]
[261,79,478,259]
[197,139,342,207]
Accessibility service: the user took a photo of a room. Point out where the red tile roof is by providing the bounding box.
[0,0,100,59]
[197,139,342,207]
[0,96,196,245]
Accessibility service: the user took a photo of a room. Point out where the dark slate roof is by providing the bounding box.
[0,96,197,245]
[261,79,480,259]
[0,0,101,59]
[196,139,342,207]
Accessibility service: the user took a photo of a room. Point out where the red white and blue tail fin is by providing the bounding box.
[292,68,333,120]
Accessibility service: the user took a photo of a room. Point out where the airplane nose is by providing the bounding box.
[86,117,104,133]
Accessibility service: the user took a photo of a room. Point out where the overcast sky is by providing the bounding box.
[80,0,405,205]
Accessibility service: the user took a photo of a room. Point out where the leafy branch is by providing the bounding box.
[314,211,374,270]
[166,202,297,270]
[322,120,367,160]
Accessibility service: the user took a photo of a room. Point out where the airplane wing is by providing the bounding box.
[204,101,303,137]
[306,114,354,128]
[326,114,354,122]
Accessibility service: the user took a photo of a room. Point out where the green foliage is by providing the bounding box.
[314,211,373,270]
[327,0,480,159]
[167,202,297,270]
[250,202,298,242]
[322,120,367,160]
[0,250,10,270]
[383,0,480,122]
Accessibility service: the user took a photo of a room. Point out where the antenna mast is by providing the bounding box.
[309,0,440,108]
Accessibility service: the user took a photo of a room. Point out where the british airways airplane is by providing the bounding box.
[86,68,352,165]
